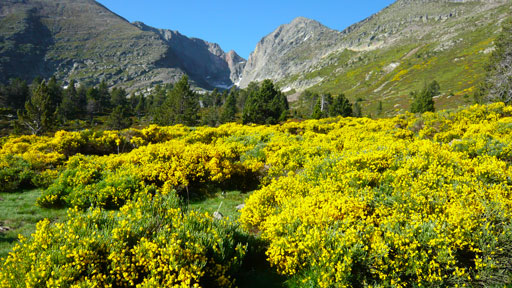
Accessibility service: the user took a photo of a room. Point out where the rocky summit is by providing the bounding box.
[239,17,342,88]
[0,0,245,90]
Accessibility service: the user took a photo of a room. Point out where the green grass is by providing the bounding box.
[190,190,288,287]
[189,190,251,221]
[0,189,67,259]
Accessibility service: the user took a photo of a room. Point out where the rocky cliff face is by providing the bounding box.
[134,22,245,89]
[239,17,342,88]
[0,0,245,90]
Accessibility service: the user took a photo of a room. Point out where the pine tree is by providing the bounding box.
[272,88,289,122]
[76,84,88,118]
[46,76,63,113]
[221,90,237,123]
[17,81,56,135]
[110,87,128,108]
[149,84,167,118]
[60,80,78,120]
[135,94,146,119]
[1,78,30,110]
[86,87,100,123]
[296,90,319,119]
[410,81,438,113]
[211,88,221,107]
[156,76,199,126]
[106,105,132,130]
[329,93,353,117]
[311,98,323,119]
[97,80,111,113]
[243,80,288,124]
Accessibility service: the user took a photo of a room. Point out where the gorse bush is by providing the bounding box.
[240,102,512,287]
[37,135,267,209]
[2,102,512,287]
[0,192,250,287]
[0,154,34,192]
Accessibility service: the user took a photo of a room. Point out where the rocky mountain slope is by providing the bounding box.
[239,17,342,88]
[0,0,244,90]
[241,0,511,115]
[133,22,245,88]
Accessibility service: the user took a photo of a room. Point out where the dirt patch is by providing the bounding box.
[403,45,424,59]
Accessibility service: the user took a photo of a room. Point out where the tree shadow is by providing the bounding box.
[0,232,19,244]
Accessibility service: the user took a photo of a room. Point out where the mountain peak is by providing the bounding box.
[239,15,341,88]
[288,17,326,28]
[290,16,314,24]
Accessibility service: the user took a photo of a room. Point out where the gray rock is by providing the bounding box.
[239,17,342,88]
[235,204,245,211]
[0,226,11,232]
[213,211,223,220]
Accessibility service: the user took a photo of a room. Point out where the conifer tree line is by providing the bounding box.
[294,90,355,119]
[0,73,367,135]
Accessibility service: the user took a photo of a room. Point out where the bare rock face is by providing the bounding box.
[224,50,246,85]
[0,0,246,91]
[133,22,245,89]
[239,17,343,88]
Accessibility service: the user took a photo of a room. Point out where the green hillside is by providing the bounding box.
[277,1,511,116]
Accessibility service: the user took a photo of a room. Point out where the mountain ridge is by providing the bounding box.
[0,0,245,91]
[0,0,510,116]
[240,0,510,115]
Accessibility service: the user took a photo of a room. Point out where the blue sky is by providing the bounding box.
[97,0,396,59]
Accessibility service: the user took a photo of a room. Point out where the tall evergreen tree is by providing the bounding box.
[211,88,221,107]
[86,87,100,123]
[106,105,132,130]
[329,93,353,117]
[76,84,88,118]
[17,81,56,135]
[296,90,320,119]
[110,87,128,108]
[60,80,79,120]
[156,76,199,126]
[135,94,146,119]
[46,76,63,113]
[410,81,439,113]
[311,99,323,119]
[1,78,30,110]
[243,79,288,124]
[149,84,167,118]
[221,90,237,123]
[237,83,256,113]
[311,93,334,119]
[97,80,111,113]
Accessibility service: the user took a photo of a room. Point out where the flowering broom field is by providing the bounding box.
[1,103,512,287]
